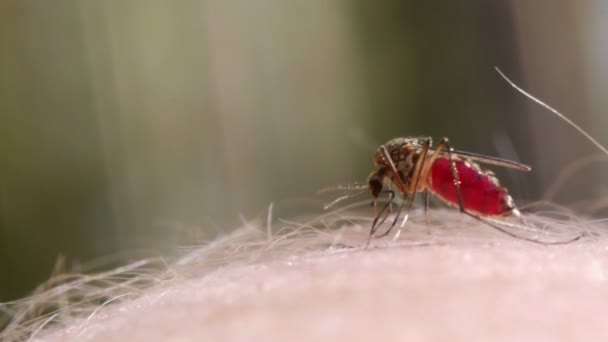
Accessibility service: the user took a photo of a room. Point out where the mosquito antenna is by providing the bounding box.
[319,183,368,210]
[317,183,368,194]
[495,67,608,157]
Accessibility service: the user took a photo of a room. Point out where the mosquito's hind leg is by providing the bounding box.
[440,137,582,245]
[424,189,431,234]
[461,211,582,245]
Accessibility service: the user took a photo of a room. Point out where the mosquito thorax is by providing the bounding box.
[386,136,428,157]
[373,137,428,183]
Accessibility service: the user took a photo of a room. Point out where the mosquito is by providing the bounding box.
[366,136,582,246]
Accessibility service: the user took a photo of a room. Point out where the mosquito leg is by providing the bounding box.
[439,138,466,214]
[374,195,407,238]
[387,185,394,214]
[366,146,408,241]
[366,190,395,247]
[424,189,431,234]
[378,145,408,195]
[375,190,397,228]
[375,138,432,239]
[461,211,582,245]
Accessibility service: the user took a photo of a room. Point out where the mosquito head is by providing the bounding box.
[367,169,386,199]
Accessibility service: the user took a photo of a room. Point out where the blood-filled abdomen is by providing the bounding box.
[428,158,512,216]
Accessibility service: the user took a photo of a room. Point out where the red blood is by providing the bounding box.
[429,157,510,216]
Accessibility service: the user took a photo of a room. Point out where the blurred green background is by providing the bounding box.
[1,1,606,301]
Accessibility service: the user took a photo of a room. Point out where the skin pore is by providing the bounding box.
[4,208,606,342]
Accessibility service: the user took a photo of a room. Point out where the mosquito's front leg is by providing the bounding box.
[366,189,395,247]
[375,137,433,239]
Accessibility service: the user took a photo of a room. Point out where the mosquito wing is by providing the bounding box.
[446,149,531,172]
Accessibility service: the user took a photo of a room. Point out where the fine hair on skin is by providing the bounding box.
[0,201,604,341]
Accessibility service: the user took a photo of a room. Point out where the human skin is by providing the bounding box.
[12,210,608,342]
